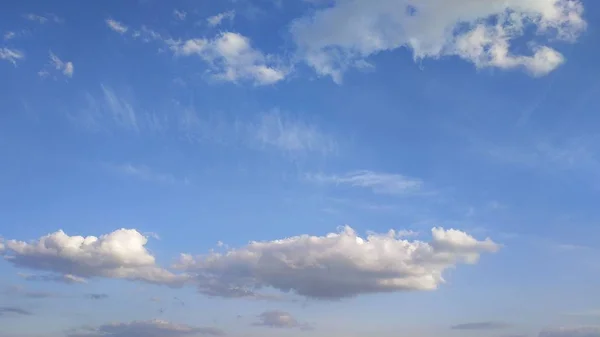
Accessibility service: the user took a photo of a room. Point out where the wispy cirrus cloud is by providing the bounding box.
[253,310,312,330]
[105,19,128,34]
[0,47,24,65]
[38,51,74,78]
[0,307,32,316]
[23,13,62,24]
[173,9,187,21]
[18,272,87,284]
[104,163,189,186]
[451,321,511,330]
[307,170,423,195]
[67,319,225,337]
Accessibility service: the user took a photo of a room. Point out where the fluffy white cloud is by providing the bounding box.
[67,319,225,337]
[175,226,499,299]
[307,170,423,194]
[540,327,600,337]
[106,19,128,34]
[290,0,586,83]
[170,32,286,85]
[1,229,187,286]
[253,310,312,330]
[0,47,24,65]
[207,11,236,27]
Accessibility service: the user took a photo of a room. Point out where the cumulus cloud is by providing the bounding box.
[207,11,236,27]
[290,0,586,83]
[307,170,423,194]
[451,321,511,330]
[67,319,225,337]
[106,19,128,34]
[539,327,600,337]
[175,226,499,299]
[253,310,312,330]
[0,48,24,65]
[170,32,286,85]
[1,229,187,286]
[0,307,32,316]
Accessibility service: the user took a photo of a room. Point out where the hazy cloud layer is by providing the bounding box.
[67,319,225,337]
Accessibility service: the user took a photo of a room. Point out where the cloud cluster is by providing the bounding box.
[1,228,187,286]
[2,226,498,301]
[106,19,128,34]
[253,310,312,330]
[41,51,74,78]
[175,226,499,299]
[207,11,236,27]
[291,0,586,83]
[67,319,225,337]
[170,32,286,85]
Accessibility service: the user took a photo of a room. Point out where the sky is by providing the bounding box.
[1,0,600,336]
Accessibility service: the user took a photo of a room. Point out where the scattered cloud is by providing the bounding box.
[175,226,499,299]
[104,163,188,185]
[23,13,62,24]
[0,48,24,65]
[451,321,511,330]
[207,11,236,27]
[307,170,423,195]
[45,51,74,78]
[0,307,32,316]
[1,229,187,286]
[170,32,287,85]
[67,319,225,337]
[18,272,87,284]
[539,327,600,337]
[3,31,16,41]
[173,9,187,21]
[86,294,109,300]
[106,19,128,34]
[253,310,312,330]
[290,0,586,83]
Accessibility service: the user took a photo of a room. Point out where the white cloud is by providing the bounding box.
[1,229,187,286]
[0,48,24,65]
[290,0,586,83]
[173,9,187,21]
[175,226,499,299]
[539,327,600,337]
[48,51,74,78]
[106,19,128,34]
[170,32,286,85]
[308,170,423,194]
[67,319,225,337]
[207,10,236,27]
[253,310,312,330]
[23,13,62,24]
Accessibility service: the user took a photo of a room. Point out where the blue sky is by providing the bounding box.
[1,0,600,336]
